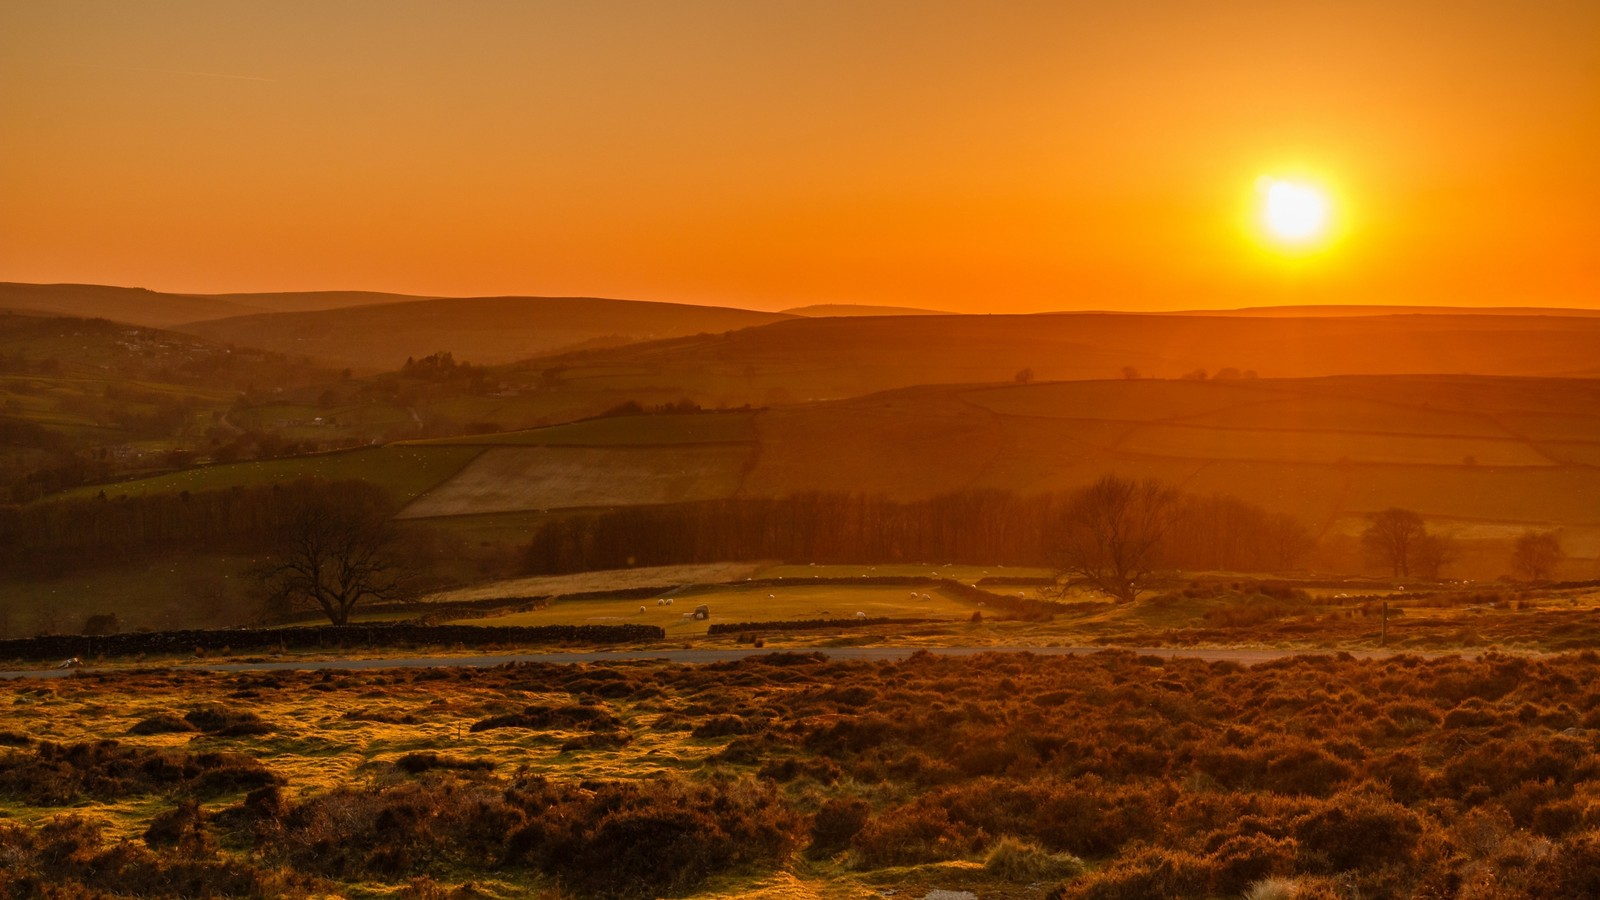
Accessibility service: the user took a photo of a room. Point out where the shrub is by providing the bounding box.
[0,741,277,805]
[184,706,273,736]
[507,778,800,900]
[129,713,198,735]
[470,703,622,733]
[1291,791,1422,873]
[1064,848,1213,900]
[394,752,495,775]
[851,803,979,867]
[144,799,208,850]
[808,797,870,857]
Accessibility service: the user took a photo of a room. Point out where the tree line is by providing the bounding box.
[522,485,1315,580]
[0,478,393,575]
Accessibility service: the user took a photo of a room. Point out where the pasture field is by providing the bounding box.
[1113,423,1550,467]
[397,444,752,518]
[0,554,260,639]
[409,411,757,446]
[59,445,484,504]
[452,583,978,636]
[11,651,1600,897]
[430,561,769,604]
[418,565,1600,655]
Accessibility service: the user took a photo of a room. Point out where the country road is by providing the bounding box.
[0,644,1464,680]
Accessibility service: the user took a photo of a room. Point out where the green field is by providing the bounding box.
[0,554,261,638]
[398,443,752,517]
[451,582,979,635]
[409,411,756,446]
[62,445,484,504]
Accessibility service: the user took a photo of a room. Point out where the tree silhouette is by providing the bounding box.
[1361,508,1428,578]
[1413,533,1458,580]
[1053,475,1178,602]
[260,487,413,625]
[1511,531,1563,581]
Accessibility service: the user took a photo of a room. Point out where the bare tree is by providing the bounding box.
[261,490,414,625]
[1361,508,1428,578]
[1413,533,1458,580]
[1511,530,1563,581]
[1054,475,1178,602]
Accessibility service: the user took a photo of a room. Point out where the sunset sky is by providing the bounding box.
[2,1,1596,312]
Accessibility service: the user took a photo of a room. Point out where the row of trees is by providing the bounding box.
[1359,507,1567,582]
[0,478,395,574]
[522,482,1314,592]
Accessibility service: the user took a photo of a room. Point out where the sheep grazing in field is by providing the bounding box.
[767,593,776,599]
[666,598,673,606]
[56,657,80,670]
[920,593,931,601]
[639,606,646,614]
[909,591,919,600]
[854,611,867,619]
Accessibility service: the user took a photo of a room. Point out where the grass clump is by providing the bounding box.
[129,713,199,735]
[394,752,495,775]
[984,836,1085,881]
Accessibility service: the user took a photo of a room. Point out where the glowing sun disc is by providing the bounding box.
[1259,178,1329,243]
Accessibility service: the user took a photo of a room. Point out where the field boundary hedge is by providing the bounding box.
[0,622,664,663]
[707,617,936,635]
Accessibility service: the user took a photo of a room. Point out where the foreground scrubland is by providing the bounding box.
[6,651,1600,898]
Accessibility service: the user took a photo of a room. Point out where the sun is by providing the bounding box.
[1257,177,1331,244]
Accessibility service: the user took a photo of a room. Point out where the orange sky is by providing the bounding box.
[2,1,1596,312]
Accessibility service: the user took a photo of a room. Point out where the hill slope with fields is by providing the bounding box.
[353,375,1598,568]
[177,296,795,371]
[80,374,1600,558]
[532,312,1600,409]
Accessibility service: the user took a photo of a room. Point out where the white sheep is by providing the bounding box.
[854,611,867,619]
[639,606,646,613]
[767,593,776,599]
[920,593,931,601]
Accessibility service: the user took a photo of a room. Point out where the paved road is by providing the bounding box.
[0,644,1457,680]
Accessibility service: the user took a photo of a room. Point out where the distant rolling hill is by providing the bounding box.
[780,304,952,316]
[0,283,263,328]
[0,283,433,328]
[1184,304,1600,318]
[177,296,796,372]
[531,312,1600,410]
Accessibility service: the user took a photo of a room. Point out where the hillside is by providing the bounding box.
[0,284,262,328]
[177,296,795,371]
[82,374,1600,571]
[1190,304,1600,318]
[391,376,1600,543]
[0,283,434,328]
[531,312,1600,408]
[781,304,952,316]
[0,312,345,499]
